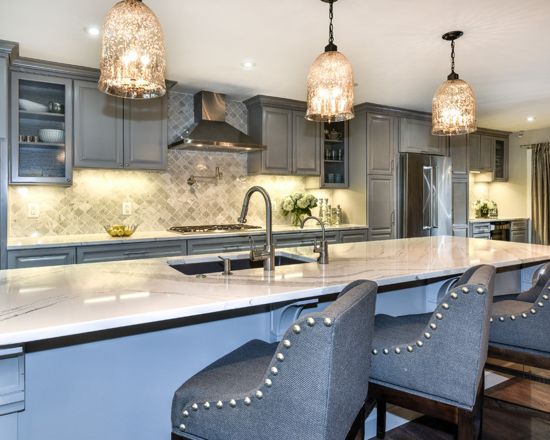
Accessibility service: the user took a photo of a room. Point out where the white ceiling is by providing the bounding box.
[1,0,549,131]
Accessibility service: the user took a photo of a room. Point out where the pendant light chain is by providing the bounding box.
[328,1,334,46]
[450,40,455,74]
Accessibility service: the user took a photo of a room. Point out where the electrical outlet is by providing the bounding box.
[28,203,40,218]
[122,201,132,216]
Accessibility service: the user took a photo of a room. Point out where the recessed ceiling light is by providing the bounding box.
[240,60,256,70]
[85,26,100,37]
[527,116,536,123]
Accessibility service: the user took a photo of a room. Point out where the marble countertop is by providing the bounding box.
[7,224,368,250]
[1,236,550,346]
[469,217,529,223]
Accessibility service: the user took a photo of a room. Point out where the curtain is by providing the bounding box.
[532,143,550,245]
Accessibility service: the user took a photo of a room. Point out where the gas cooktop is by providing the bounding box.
[169,224,262,234]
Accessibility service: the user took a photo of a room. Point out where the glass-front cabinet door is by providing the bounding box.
[320,121,349,188]
[10,72,72,184]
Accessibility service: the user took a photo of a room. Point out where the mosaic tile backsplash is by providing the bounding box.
[8,92,336,238]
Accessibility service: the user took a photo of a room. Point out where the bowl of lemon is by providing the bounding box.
[104,224,138,237]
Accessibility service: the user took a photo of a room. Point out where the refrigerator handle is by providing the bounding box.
[431,165,438,229]
[422,165,432,231]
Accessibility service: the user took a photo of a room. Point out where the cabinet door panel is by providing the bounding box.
[74,81,123,169]
[292,111,320,175]
[7,247,76,269]
[77,241,186,264]
[468,134,481,171]
[494,137,509,181]
[368,175,395,240]
[479,135,494,171]
[124,96,167,170]
[339,229,369,243]
[400,118,444,155]
[367,113,395,174]
[187,236,266,255]
[262,107,293,174]
[452,179,469,227]
[450,135,468,175]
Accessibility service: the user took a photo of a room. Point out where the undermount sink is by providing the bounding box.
[170,254,314,276]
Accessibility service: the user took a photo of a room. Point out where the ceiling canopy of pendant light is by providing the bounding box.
[432,31,476,136]
[306,0,355,123]
[98,0,167,99]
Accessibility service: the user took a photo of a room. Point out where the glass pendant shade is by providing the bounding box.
[98,0,166,99]
[432,78,477,135]
[306,50,355,123]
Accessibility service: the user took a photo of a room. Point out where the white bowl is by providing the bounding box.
[38,129,64,144]
[19,99,48,113]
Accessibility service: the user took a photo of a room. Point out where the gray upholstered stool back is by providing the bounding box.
[267,280,377,439]
[172,280,377,440]
[517,262,550,302]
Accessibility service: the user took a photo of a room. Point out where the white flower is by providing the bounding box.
[297,197,309,209]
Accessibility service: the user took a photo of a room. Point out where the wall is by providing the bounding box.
[8,92,340,238]
[469,133,531,219]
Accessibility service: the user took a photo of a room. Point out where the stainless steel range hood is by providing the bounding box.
[168,91,265,153]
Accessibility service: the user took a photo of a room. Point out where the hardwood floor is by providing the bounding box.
[370,397,550,440]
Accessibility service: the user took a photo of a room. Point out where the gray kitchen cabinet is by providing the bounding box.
[367,113,397,175]
[452,178,469,236]
[450,135,468,175]
[76,241,186,264]
[494,137,509,182]
[73,80,167,170]
[452,228,468,237]
[10,72,73,185]
[340,229,369,243]
[0,346,25,416]
[7,247,76,269]
[292,110,320,175]
[470,222,491,240]
[246,96,320,176]
[74,80,124,168]
[468,134,481,171]
[275,231,339,248]
[511,219,529,243]
[187,235,266,256]
[479,135,495,171]
[123,96,167,170]
[399,118,447,155]
[367,174,396,241]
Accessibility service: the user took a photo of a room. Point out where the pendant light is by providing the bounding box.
[432,31,476,136]
[306,0,354,123]
[98,0,166,99]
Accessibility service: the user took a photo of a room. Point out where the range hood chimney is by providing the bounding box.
[168,91,265,153]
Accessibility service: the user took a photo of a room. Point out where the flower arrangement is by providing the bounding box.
[282,193,318,226]
[473,200,497,218]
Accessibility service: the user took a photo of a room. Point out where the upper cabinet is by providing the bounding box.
[449,134,468,175]
[399,118,448,156]
[320,121,348,188]
[10,72,73,185]
[245,96,320,176]
[367,113,397,175]
[468,133,508,181]
[74,80,167,170]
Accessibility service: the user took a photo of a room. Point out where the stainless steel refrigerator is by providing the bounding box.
[399,153,452,238]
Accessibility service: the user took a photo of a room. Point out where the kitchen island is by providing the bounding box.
[1,236,550,439]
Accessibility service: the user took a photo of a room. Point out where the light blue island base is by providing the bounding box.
[3,263,538,439]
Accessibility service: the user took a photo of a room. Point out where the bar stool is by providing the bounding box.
[368,265,495,440]
[171,280,378,440]
[489,261,550,370]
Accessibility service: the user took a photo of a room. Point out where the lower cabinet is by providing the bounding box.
[77,241,187,264]
[7,247,76,269]
[511,220,529,243]
[368,175,396,241]
[8,228,370,268]
[340,229,369,243]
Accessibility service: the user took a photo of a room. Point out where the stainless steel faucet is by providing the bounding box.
[238,186,275,271]
[300,216,329,264]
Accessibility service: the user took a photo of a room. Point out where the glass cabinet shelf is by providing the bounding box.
[320,121,349,188]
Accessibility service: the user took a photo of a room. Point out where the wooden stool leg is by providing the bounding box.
[457,409,476,440]
[376,399,386,439]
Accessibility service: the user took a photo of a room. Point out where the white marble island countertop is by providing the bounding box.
[1,236,550,347]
